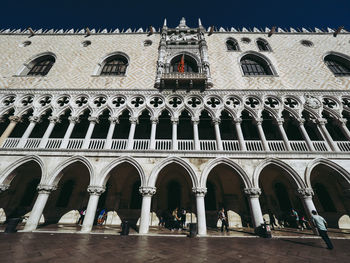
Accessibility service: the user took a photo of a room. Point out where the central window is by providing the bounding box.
[101,55,128,76]
[240,54,273,76]
[170,54,198,73]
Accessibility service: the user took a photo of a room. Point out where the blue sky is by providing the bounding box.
[1,0,349,30]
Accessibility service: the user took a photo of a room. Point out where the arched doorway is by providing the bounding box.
[310,164,350,229]
[205,164,250,229]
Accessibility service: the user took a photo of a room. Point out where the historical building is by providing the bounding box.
[0,18,350,236]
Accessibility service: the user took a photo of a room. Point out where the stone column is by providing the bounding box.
[213,118,223,151]
[126,117,137,150]
[276,118,292,151]
[297,188,317,218]
[60,116,79,149]
[82,117,98,149]
[81,186,105,233]
[244,188,264,230]
[316,118,340,152]
[139,187,156,234]
[234,118,247,151]
[193,187,207,236]
[192,117,200,151]
[24,184,57,231]
[38,116,60,148]
[0,116,21,147]
[104,117,118,149]
[297,118,315,151]
[254,118,269,151]
[171,117,178,150]
[149,117,158,150]
[17,116,40,148]
[338,118,350,141]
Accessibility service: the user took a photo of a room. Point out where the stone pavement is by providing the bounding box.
[0,232,349,263]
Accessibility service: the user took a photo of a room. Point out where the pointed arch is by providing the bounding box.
[148,157,199,188]
[48,155,94,186]
[18,52,56,76]
[200,157,252,188]
[253,158,306,189]
[98,156,146,187]
[324,52,350,77]
[0,155,45,185]
[305,158,350,188]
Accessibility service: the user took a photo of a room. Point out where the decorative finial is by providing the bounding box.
[179,17,187,28]
[198,18,202,27]
[163,18,167,27]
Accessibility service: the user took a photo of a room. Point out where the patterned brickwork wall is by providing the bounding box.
[207,33,350,90]
[0,32,350,91]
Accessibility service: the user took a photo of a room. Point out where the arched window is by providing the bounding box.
[240,54,274,76]
[256,39,271,52]
[324,54,350,76]
[100,55,128,76]
[226,39,239,51]
[170,54,198,73]
[27,55,55,76]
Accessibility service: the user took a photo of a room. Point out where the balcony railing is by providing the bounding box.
[160,72,208,90]
[2,138,350,153]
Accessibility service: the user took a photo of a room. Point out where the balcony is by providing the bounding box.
[2,138,350,153]
[159,72,208,90]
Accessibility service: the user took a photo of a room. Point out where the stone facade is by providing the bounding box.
[0,19,350,235]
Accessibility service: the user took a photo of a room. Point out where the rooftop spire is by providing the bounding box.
[198,18,202,27]
[163,18,167,27]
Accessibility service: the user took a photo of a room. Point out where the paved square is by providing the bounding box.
[0,233,349,263]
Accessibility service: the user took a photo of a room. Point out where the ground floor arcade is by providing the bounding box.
[0,155,350,236]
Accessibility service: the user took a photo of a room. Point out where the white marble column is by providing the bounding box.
[82,117,98,149]
[338,118,350,141]
[17,116,40,148]
[192,117,200,150]
[104,117,118,149]
[139,187,156,234]
[193,187,207,236]
[254,118,269,151]
[81,186,105,233]
[244,188,264,229]
[276,118,292,151]
[316,118,340,152]
[149,117,158,150]
[39,116,60,148]
[297,118,315,151]
[60,116,79,149]
[297,188,318,234]
[126,117,138,150]
[234,118,247,151]
[171,117,178,150]
[24,184,57,231]
[213,118,223,151]
[0,116,21,147]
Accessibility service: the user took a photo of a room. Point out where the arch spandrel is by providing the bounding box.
[148,157,199,188]
[98,156,146,187]
[47,155,94,186]
[305,158,350,188]
[253,158,306,189]
[200,157,252,189]
[0,155,45,185]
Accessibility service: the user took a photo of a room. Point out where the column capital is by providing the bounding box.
[191,117,200,125]
[253,118,263,125]
[171,117,179,124]
[150,117,159,124]
[275,118,284,125]
[0,184,10,193]
[108,117,119,124]
[9,116,21,123]
[212,118,221,125]
[297,188,314,198]
[244,188,261,197]
[87,185,105,196]
[29,116,41,123]
[68,116,80,123]
[37,184,57,194]
[139,186,156,196]
[192,187,207,197]
[48,116,60,123]
[297,118,305,125]
[316,118,327,125]
[234,117,242,124]
[88,116,99,123]
[336,118,347,126]
[129,117,139,124]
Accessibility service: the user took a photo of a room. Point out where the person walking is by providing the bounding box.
[218,208,229,232]
[311,210,334,250]
[291,209,300,229]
